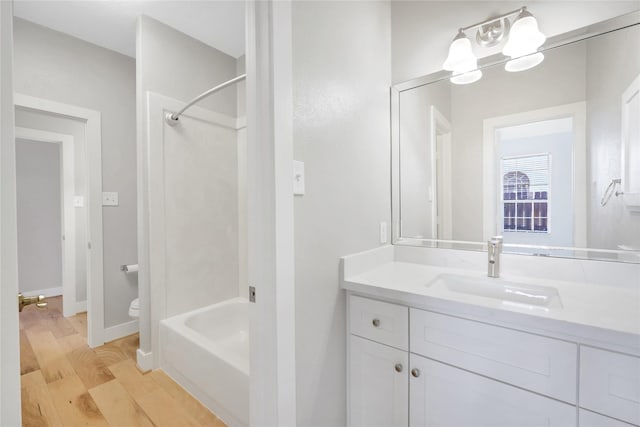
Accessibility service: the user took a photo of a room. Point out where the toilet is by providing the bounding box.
[129,298,140,318]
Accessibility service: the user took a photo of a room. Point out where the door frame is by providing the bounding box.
[0,2,21,424]
[482,102,587,248]
[246,1,297,425]
[430,106,452,240]
[14,127,77,317]
[14,93,104,348]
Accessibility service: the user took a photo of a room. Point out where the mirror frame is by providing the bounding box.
[391,11,640,263]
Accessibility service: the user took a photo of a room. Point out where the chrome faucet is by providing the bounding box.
[488,236,503,278]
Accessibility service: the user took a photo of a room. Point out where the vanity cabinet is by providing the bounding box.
[347,293,640,427]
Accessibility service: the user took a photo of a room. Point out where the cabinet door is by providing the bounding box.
[580,409,637,427]
[349,335,408,427]
[409,354,576,427]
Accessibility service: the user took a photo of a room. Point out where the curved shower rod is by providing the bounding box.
[165,73,246,126]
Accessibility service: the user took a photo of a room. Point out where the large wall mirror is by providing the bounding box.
[392,11,640,263]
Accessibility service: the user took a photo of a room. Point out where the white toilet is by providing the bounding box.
[129,298,140,318]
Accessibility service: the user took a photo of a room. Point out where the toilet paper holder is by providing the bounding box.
[120,264,139,274]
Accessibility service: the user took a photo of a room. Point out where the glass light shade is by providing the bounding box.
[502,13,546,57]
[450,69,483,85]
[443,33,477,71]
[505,52,545,72]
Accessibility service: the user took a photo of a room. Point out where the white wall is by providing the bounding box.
[136,16,242,358]
[13,18,137,328]
[292,1,391,425]
[16,140,62,293]
[399,82,451,238]
[391,1,640,83]
[586,25,640,251]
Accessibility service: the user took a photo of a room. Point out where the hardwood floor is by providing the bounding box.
[19,296,227,427]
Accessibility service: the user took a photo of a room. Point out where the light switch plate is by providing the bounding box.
[102,192,119,207]
[73,196,84,208]
[293,160,305,196]
[379,221,388,244]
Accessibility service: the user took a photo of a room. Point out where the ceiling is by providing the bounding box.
[13,0,246,59]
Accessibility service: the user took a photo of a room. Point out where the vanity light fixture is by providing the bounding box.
[442,7,546,84]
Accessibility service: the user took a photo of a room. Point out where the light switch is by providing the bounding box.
[293,160,305,196]
[102,192,119,207]
[379,221,388,244]
[74,196,84,208]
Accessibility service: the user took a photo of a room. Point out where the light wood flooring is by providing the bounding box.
[19,296,227,427]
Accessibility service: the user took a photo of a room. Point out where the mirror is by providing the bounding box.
[392,12,640,262]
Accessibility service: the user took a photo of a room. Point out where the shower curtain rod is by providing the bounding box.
[165,73,246,126]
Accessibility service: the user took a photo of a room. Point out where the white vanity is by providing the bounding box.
[342,245,640,427]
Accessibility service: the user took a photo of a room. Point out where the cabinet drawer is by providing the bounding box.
[580,346,640,426]
[580,409,637,427]
[409,354,576,427]
[349,295,408,350]
[410,308,577,403]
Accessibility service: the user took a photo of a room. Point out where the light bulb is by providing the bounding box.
[443,31,478,71]
[505,52,544,72]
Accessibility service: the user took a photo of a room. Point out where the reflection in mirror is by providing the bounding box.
[393,14,640,262]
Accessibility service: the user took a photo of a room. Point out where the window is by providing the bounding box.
[502,154,550,233]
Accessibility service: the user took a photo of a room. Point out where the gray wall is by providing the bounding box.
[14,18,137,328]
[449,42,587,241]
[586,25,640,251]
[16,140,62,293]
[391,1,640,83]
[292,1,391,425]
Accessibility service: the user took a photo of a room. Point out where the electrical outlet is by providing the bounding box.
[102,192,119,207]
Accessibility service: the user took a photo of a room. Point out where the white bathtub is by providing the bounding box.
[160,297,249,427]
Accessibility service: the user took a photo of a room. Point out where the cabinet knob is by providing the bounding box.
[411,368,421,378]
[395,363,403,373]
[372,318,380,327]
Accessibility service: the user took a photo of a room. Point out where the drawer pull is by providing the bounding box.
[395,363,403,373]
[411,368,421,378]
[372,318,380,327]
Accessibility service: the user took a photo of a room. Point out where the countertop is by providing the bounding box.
[341,246,640,355]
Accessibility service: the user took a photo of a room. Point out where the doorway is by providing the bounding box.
[15,127,77,319]
[15,94,105,348]
[482,102,587,250]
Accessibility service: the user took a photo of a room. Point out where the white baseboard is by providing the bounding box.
[136,349,154,372]
[104,319,139,343]
[21,286,63,298]
[75,300,87,314]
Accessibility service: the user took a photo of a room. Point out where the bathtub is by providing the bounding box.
[160,297,249,427]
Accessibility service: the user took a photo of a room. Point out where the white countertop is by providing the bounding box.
[341,246,640,355]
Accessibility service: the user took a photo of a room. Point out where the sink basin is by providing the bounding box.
[427,273,563,309]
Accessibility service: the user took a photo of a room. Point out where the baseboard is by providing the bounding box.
[75,300,87,314]
[103,319,139,343]
[22,286,63,298]
[136,349,154,372]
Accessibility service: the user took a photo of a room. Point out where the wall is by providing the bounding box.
[292,1,391,425]
[449,42,586,241]
[16,140,62,293]
[586,25,640,251]
[136,15,242,359]
[391,1,640,83]
[399,82,451,238]
[13,18,137,328]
